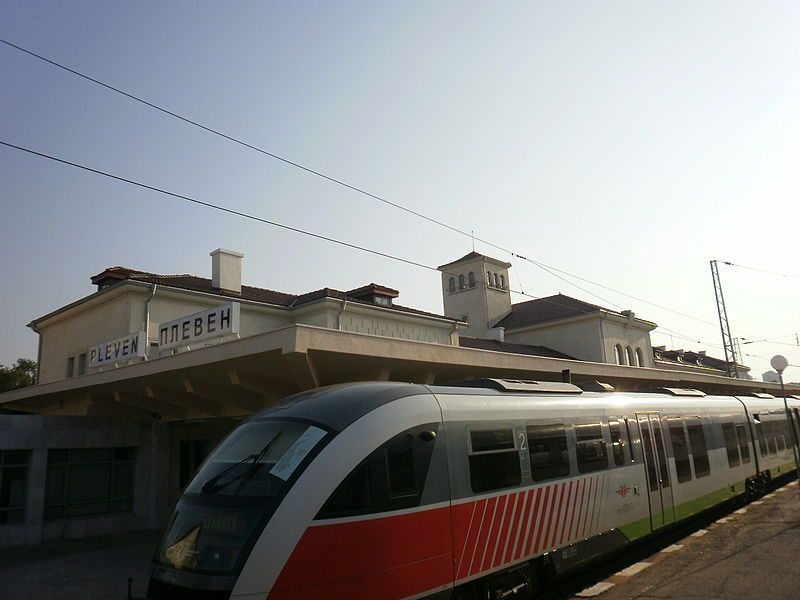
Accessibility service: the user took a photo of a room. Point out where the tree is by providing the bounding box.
[0,359,38,392]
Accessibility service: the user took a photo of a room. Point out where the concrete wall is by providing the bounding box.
[0,414,244,548]
[0,415,155,547]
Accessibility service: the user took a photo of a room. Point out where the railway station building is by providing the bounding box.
[0,248,790,547]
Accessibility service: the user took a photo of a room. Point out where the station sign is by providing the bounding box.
[89,332,147,368]
[158,302,240,351]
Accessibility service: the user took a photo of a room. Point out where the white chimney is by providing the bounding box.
[210,248,244,294]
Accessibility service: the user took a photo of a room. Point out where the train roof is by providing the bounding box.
[253,381,800,432]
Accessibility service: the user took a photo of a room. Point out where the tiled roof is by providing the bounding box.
[494,294,607,329]
[91,267,457,322]
[458,337,576,359]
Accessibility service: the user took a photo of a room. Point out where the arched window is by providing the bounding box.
[458,274,466,289]
[636,348,644,367]
[487,271,493,287]
[626,346,635,366]
[493,273,500,287]
[468,272,476,288]
[614,345,624,365]
[448,277,456,293]
[499,274,505,289]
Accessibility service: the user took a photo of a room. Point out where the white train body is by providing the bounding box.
[147,381,800,600]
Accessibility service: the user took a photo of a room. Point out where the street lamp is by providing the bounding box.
[771,355,800,496]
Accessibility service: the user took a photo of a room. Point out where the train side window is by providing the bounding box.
[624,418,636,462]
[609,419,626,467]
[735,423,751,464]
[386,434,416,498]
[319,462,374,517]
[686,418,710,478]
[753,415,768,456]
[575,422,608,473]
[526,423,570,481]
[765,420,777,454]
[468,428,521,493]
[776,420,787,452]
[668,418,692,483]
[722,422,740,468]
[652,422,670,488]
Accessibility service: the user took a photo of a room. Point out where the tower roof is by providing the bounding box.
[437,251,512,271]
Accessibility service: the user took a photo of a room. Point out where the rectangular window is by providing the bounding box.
[468,428,521,493]
[776,420,787,452]
[527,423,570,481]
[624,418,635,462]
[77,353,87,376]
[575,422,608,473]
[722,422,740,468]
[652,423,670,488]
[385,434,417,498]
[754,416,768,456]
[668,419,692,483]
[44,447,135,520]
[66,356,75,379]
[609,419,626,467]
[686,418,710,478]
[765,421,777,454]
[735,423,751,464]
[0,451,29,525]
[640,421,659,491]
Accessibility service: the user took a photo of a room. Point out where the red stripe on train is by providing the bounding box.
[270,507,452,600]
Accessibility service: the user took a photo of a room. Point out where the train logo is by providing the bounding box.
[615,483,631,498]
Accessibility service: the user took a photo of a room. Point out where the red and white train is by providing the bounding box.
[147,379,800,599]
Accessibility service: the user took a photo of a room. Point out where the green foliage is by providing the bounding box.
[0,358,38,392]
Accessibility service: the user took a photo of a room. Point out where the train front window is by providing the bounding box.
[185,420,328,497]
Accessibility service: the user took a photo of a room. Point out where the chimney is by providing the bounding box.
[210,248,244,294]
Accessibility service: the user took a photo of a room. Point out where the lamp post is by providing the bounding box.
[771,355,800,496]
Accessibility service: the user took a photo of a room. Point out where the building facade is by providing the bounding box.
[0,248,778,548]
[439,252,656,368]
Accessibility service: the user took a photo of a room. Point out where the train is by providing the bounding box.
[146,379,800,600]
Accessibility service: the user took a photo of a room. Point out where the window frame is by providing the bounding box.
[608,418,627,467]
[0,450,30,525]
[574,421,609,474]
[526,422,571,482]
[668,417,692,483]
[467,425,522,493]
[44,447,135,520]
[685,417,710,478]
[721,421,740,468]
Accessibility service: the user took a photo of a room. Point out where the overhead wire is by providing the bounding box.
[1,138,793,368]
[0,139,619,321]
[2,38,793,366]
[0,36,750,339]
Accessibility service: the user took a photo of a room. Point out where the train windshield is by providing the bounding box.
[186,420,328,497]
[155,419,330,575]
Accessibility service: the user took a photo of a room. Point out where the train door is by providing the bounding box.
[636,413,675,530]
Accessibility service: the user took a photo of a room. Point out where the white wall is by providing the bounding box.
[505,318,606,362]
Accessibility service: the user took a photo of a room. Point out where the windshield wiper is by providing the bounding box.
[200,432,283,494]
[232,431,284,495]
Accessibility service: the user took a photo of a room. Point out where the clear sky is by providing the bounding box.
[2,1,799,380]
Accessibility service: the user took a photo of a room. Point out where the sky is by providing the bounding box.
[2,1,800,381]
